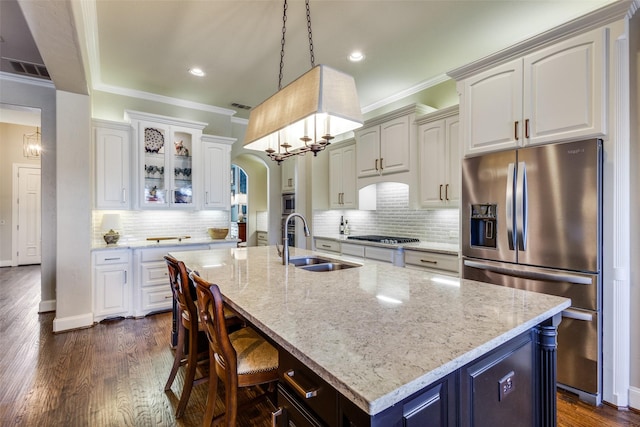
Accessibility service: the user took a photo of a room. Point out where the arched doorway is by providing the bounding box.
[231,154,269,246]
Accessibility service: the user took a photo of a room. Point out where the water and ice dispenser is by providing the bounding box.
[470,203,497,248]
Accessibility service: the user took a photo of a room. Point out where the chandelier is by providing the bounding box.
[243,0,363,164]
[23,126,42,158]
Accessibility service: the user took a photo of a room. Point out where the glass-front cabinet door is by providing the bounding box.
[127,111,205,209]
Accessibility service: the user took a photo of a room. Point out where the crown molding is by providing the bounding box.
[0,71,55,89]
[448,0,636,81]
[361,73,450,114]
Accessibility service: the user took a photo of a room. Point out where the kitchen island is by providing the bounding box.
[170,246,570,426]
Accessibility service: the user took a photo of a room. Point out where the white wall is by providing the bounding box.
[53,91,92,332]
[0,75,57,312]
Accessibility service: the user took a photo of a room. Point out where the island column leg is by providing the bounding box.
[536,312,562,427]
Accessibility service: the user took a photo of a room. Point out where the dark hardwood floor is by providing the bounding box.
[1,264,639,426]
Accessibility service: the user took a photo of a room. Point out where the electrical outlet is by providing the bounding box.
[498,371,515,401]
[0,219,5,225]
[449,230,458,238]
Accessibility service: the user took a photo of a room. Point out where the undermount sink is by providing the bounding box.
[289,256,361,272]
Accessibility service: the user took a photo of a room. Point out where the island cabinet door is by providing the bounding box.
[338,373,456,427]
[459,332,534,427]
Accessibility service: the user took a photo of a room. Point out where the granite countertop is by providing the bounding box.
[170,246,569,416]
[92,237,240,251]
[314,234,459,255]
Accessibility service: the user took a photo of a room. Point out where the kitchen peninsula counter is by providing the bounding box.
[170,245,569,423]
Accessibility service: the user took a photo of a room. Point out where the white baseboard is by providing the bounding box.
[0,260,13,267]
[53,312,94,333]
[629,386,640,411]
[38,299,56,313]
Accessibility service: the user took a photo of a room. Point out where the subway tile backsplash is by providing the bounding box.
[92,210,230,245]
[313,182,459,244]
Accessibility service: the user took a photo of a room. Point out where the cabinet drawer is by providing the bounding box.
[404,250,459,273]
[314,239,340,253]
[279,349,337,427]
[140,261,170,287]
[341,243,364,258]
[94,250,130,265]
[364,246,395,263]
[257,231,268,240]
[140,286,173,313]
[138,244,209,262]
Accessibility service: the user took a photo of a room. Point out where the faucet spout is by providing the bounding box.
[282,213,311,265]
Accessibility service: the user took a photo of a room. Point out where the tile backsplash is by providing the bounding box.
[313,182,459,244]
[92,210,229,245]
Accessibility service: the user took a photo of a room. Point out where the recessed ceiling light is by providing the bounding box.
[348,51,365,62]
[188,67,205,77]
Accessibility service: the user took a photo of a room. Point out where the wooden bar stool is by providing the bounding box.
[163,255,209,418]
[191,273,279,427]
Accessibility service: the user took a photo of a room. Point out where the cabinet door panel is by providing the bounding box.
[203,142,230,209]
[462,59,522,156]
[328,148,343,208]
[95,125,130,209]
[355,127,380,177]
[380,115,410,174]
[445,117,460,205]
[419,121,446,206]
[94,264,129,317]
[524,28,605,145]
[341,144,357,208]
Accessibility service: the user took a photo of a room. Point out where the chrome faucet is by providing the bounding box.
[277,213,311,265]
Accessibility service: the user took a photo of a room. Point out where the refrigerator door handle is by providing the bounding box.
[516,161,528,251]
[506,162,516,250]
[561,308,594,322]
[463,259,593,285]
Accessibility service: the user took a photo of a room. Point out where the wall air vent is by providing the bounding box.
[6,58,50,79]
[231,102,252,110]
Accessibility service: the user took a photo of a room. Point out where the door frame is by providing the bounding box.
[11,163,41,267]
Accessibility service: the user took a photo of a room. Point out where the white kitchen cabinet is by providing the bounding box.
[133,242,237,317]
[417,107,460,208]
[460,27,606,156]
[314,238,340,254]
[93,119,131,209]
[356,115,411,178]
[93,249,132,322]
[404,249,459,276]
[202,134,235,210]
[281,158,296,193]
[126,111,207,209]
[257,231,268,246]
[329,140,357,209]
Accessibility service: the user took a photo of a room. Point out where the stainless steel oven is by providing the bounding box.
[282,193,295,215]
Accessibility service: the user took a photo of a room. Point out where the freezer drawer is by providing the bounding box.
[557,308,600,397]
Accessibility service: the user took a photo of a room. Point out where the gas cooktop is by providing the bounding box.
[346,235,420,244]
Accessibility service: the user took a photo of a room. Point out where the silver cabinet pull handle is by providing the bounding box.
[445,183,449,201]
[271,408,283,427]
[379,157,384,170]
[284,369,318,399]
[439,184,443,201]
[375,158,378,171]
[122,188,126,203]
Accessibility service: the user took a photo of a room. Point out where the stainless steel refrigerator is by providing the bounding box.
[461,138,602,405]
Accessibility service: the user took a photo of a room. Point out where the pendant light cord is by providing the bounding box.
[278,0,315,91]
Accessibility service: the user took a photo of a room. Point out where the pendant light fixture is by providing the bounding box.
[243,0,363,164]
[23,126,42,158]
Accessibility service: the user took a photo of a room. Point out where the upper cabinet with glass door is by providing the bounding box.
[125,111,206,209]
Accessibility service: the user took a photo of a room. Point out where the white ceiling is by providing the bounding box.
[2,0,616,120]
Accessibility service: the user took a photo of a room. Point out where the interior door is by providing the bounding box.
[17,166,41,265]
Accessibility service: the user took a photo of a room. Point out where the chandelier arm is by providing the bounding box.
[279,0,288,90]
[305,0,315,68]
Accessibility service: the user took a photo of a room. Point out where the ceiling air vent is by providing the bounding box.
[231,102,252,110]
[7,58,50,79]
